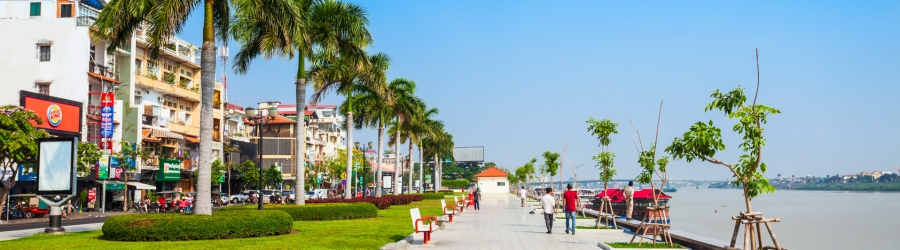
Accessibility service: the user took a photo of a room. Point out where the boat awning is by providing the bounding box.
[127,182,157,190]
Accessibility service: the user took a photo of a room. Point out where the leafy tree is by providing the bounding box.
[77,142,102,177]
[194,158,226,185]
[113,141,150,208]
[0,105,49,214]
[666,85,780,213]
[541,151,560,191]
[264,165,283,189]
[239,160,260,190]
[94,0,301,215]
[586,118,619,195]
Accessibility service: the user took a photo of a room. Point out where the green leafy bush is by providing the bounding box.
[306,197,391,209]
[219,203,377,221]
[442,180,471,189]
[423,193,446,200]
[101,210,292,241]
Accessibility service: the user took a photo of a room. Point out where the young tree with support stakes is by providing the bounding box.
[666,52,783,250]
[627,100,674,246]
[586,117,619,197]
[541,151,560,194]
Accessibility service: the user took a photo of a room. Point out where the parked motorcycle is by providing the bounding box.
[269,194,283,204]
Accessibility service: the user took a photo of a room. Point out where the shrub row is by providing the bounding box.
[102,210,292,241]
[219,203,377,221]
[306,197,392,209]
[442,180,471,189]
[423,193,446,200]
[385,194,423,205]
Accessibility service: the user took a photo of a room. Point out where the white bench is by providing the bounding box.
[440,199,457,222]
[410,208,437,244]
[453,196,465,213]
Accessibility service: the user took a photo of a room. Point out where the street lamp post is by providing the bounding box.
[245,105,278,210]
[355,141,373,197]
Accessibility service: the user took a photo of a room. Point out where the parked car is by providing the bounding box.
[306,192,314,200]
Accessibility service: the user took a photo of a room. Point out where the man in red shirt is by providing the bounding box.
[562,184,581,235]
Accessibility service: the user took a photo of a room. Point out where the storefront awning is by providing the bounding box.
[184,135,199,144]
[149,129,184,140]
[127,182,157,190]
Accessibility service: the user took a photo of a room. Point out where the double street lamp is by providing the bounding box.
[245,105,278,210]
[355,141,373,197]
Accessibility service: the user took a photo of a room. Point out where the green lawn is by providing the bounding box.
[4,198,453,250]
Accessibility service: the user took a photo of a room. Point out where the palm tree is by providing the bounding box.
[339,75,392,197]
[385,78,421,195]
[417,107,440,193]
[94,0,300,215]
[309,52,389,199]
[232,0,372,205]
[422,124,453,192]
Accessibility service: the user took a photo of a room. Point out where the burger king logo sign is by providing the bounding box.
[47,104,62,127]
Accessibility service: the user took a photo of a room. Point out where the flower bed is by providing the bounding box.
[101,210,292,241]
[219,203,377,221]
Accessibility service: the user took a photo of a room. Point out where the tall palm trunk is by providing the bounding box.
[294,54,306,205]
[375,125,384,197]
[195,0,216,215]
[393,122,401,195]
[417,143,423,193]
[345,110,354,199]
[407,140,413,193]
[433,153,439,192]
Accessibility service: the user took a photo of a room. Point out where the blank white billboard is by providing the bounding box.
[453,147,484,162]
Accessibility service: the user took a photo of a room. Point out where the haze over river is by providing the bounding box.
[669,188,899,249]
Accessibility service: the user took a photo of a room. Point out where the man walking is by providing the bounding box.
[625,181,635,221]
[519,186,527,207]
[540,187,557,234]
[562,184,580,235]
[473,189,481,210]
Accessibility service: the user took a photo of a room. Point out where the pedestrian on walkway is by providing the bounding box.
[540,187,557,234]
[519,186,527,207]
[562,184,580,235]
[473,189,481,210]
[625,181,635,221]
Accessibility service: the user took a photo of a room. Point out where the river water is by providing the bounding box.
[669,188,899,249]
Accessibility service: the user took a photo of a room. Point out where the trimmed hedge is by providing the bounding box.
[307,197,392,209]
[219,203,377,221]
[423,193,446,200]
[442,180,471,189]
[384,194,423,205]
[102,210,292,241]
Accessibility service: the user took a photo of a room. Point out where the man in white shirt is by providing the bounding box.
[519,186,527,207]
[540,187,557,234]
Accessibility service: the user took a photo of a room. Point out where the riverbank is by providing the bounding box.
[793,183,900,191]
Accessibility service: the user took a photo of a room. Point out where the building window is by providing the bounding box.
[38,84,50,95]
[39,46,50,61]
[30,2,41,16]
[60,4,73,18]
[497,182,505,186]
[135,59,142,74]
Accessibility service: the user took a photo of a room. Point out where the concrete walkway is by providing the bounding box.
[0,222,104,241]
[410,193,639,250]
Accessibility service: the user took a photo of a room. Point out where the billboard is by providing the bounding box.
[20,91,83,135]
[453,146,484,162]
[98,154,110,179]
[36,137,77,195]
[16,164,36,182]
[157,159,182,181]
[100,92,114,138]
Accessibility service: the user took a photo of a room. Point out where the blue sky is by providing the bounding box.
[176,1,900,181]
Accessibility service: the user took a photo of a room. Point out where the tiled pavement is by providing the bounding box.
[409,193,639,250]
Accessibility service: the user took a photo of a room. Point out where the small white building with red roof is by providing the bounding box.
[474,167,509,193]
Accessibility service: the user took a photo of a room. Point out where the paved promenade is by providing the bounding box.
[0,222,104,241]
[411,193,638,250]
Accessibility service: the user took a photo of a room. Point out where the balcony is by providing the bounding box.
[134,30,200,67]
[135,74,200,102]
[142,115,169,128]
[168,122,199,137]
[88,63,119,84]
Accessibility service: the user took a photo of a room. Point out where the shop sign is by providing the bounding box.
[157,159,182,181]
[98,154,110,179]
[21,93,82,135]
[88,189,96,202]
[105,183,124,190]
[16,164,36,181]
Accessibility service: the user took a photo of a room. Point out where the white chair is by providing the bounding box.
[440,199,456,222]
[410,208,437,244]
[453,196,465,213]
